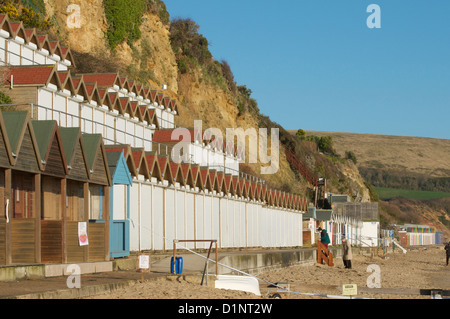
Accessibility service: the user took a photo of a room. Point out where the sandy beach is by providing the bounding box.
[88,245,449,300]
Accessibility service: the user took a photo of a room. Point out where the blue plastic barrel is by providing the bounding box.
[170,256,176,274]
[177,256,183,274]
[171,256,184,274]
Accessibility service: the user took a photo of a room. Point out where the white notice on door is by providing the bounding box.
[78,222,89,246]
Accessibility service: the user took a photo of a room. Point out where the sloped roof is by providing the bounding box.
[152,128,200,144]
[31,120,58,160]
[106,150,132,185]
[2,111,42,170]
[59,126,90,180]
[104,144,137,178]
[6,65,59,87]
[58,128,78,156]
[82,134,102,169]
[131,147,151,180]
[2,110,28,152]
[145,151,162,181]
[82,133,112,186]
[78,73,121,88]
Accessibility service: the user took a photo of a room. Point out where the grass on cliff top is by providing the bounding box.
[375,187,450,200]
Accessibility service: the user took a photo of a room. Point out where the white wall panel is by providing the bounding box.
[67,99,80,127]
[7,40,21,65]
[126,120,135,146]
[176,189,185,241]
[105,113,115,144]
[185,191,195,249]
[153,185,164,250]
[203,194,212,245]
[54,94,67,127]
[113,184,126,221]
[135,124,144,148]
[129,182,140,252]
[93,108,105,135]
[34,50,46,65]
[140,183,153,250]
[165,188,175,247]
[0,37,6,65]
[80,104,93,133]
[116,117,126,144]
[22,46,34,65]
[37,89,53,120]
[195,193,205,249]
[212,196,220,243]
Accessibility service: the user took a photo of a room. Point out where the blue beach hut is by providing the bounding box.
[106,149,133,258]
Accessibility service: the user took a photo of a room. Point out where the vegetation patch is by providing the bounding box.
[0,0,50,29]
[375,187,450,200]
[103,0,147,50]
[362,168,450,193]
[146,0,169,25]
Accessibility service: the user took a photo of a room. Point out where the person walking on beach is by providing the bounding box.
[445,242,450,266]
[342,235,352,269]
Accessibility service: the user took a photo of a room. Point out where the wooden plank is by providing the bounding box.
[34,174,41,262]
[11,219,36,264]
[0,129,11,168]
[0,169,5,264]
[0,219,5,265]
[43,137,66,177]
[40,220,62,263]
[67,141,89,182]
[66,221,86,263]
[66,181,84,221]
[89,150,108,185]
[12,172,35,219]
[4,168,11,264]
[41,176,62,220]
[13,128,40,173]
[88,223,105,261]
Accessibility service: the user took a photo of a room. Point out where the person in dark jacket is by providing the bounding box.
[318,227,331,249]
[445,242,450,266]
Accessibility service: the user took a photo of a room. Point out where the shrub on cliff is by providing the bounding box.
[104,0,147,49]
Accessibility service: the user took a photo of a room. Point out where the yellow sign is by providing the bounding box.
[342,284,358,296]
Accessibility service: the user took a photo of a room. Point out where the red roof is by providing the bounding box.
[180,163,190,178]
[157,157,167,170]
[81,73,118,87]
[169,161,179,176]
[190,165,199,178]
[131,150,143,168]
[145,154,157,172]
[199,168,209,184]
[7,65,55,86]
[153,129,199,143]
[9,22,21,33]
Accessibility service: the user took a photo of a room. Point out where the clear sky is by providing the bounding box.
[162,0,450,139]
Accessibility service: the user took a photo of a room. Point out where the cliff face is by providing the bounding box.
[40,0,370,201]
[44,0,179,93]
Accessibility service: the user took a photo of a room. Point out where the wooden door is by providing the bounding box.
[11,171,36,264]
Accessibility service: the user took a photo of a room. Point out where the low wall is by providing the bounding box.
[217,248,343,275]
[0,261,113,282]
[0,264,45,282]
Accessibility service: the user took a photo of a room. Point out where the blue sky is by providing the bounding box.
[162,1,450,139]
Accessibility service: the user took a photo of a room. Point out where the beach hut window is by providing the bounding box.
[89,185,104,221]
[67,181,84,221]
[41,176,62,220]
[12,172,35,219]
